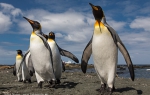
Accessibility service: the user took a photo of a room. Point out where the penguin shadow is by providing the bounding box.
[114,87,143,94]
[55,81,79,89]
[0,86,13,91]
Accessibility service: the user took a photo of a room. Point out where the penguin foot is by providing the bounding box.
[28,79,31,83]
[56,79,61,84]
[38,82,43,88]
[105,87,114,95]
[99,83,106,94]
[49,80,56,88]
[23,80,26,83]
[18,80,23,82]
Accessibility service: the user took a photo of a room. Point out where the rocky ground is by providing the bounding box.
[0,65,150,95]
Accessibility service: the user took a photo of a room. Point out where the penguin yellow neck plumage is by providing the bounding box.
[94,20,110,35]
[31,31,36,35]
[30,31,43,43]
[16,54,22,59]
[48,38,55,42]
[94,20,105,28]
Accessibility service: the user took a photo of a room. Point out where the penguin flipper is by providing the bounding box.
[36,33,54,72]
[81,38,92,73]
[13,63,16,76]
[105,24,135,81]
[117,42,135,81]
[57,44,79,63]
[28,54,35,76]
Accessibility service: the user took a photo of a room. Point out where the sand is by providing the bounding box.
[0,68,150,95]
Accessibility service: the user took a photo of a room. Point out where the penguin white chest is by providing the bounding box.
[16,55,23,73]
[16,55,22,67]
[48,40,62,79]
[48,40,60,59]
[48,40,61,66]
[30,33,51,74]
[30,33,46,53]
[92,25,118,81]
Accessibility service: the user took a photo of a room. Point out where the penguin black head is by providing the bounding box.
[23,17,41,31]
[48,31,55,40]
[16,50,22,55]
[89,3,105,21]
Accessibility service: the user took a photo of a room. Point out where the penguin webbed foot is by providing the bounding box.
[49,80,56,88]
[23,80,26,83]
[56,79,61,84]
[98,83,106,94]
[105,86,115,95]
[18,80,23,82]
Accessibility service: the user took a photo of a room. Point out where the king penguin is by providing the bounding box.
[47,32,62,84]
[81,3,135,94]
[23,17,56,88]
[21,51,34,83]
[13,50,23,82]
[47,31,79,84]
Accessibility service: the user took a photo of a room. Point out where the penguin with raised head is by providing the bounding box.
[81,3,135,94]
[13,50,23,82]
[47,31,79,84]
[23,17,56,88]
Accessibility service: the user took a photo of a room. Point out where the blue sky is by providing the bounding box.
[0,0,150,65]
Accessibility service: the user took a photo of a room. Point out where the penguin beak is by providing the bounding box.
[23,17,34,24]
[89,3,98,10]
[23,16,36,29]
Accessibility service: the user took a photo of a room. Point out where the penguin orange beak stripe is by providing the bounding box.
[89,3,98,10]
[23,17,34,24]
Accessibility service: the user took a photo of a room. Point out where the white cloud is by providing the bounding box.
[0,3,22,33]
[19,9,128,43]
[0,3,14,10]
[130,17,150,31]
[55,33,64,37]
[0,3,22,16]
[107,20,126,32]
[0,47,16,57]
[0,12,12,33]
[116,31,150,64]
[119,31,150,54]
[105,16,127,32]
[19,9,94,42]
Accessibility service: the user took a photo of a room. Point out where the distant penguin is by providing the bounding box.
[23,17,56,88]
[81,3,134,94]
[47,31,79,84]
[13,50,23,82]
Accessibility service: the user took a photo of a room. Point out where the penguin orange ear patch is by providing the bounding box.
[92,6,98,10]
[28,20,34,24]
